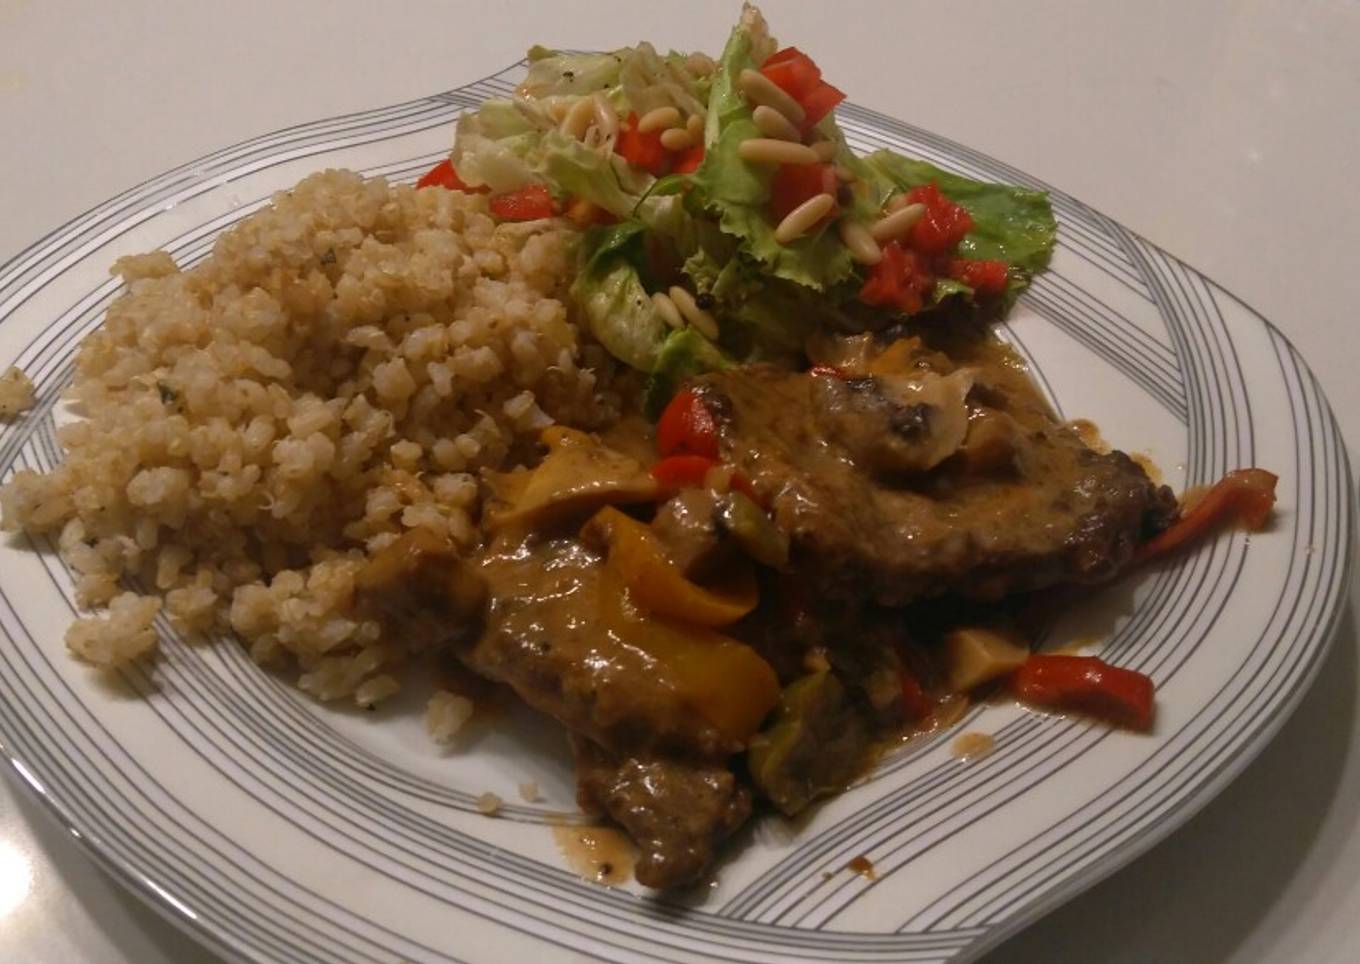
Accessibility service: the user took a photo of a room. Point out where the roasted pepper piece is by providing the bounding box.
[587,506,757,627]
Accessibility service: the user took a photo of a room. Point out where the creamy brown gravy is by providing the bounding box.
[846,855,877,880]
[551,824,637,886]
[951,731,996,760]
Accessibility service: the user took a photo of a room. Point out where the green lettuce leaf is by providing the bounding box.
[570,223,668,372]
[687,8,854,292]
[643,327,735,418]
[519,49,626,98]
[539,130,654,218]
[860,151,1056,274]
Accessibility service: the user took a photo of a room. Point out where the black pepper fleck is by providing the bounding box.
[694,292,716,310]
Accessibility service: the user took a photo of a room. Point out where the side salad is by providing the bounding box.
[421,4,1057,414]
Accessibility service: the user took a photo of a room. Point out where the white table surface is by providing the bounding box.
[2,1,1357,961]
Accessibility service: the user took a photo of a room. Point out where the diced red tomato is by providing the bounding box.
[617,113,670,176]
[1011,654,1155,731]
[858,241,936,316]
[672,143,706,174]
[488,184,555,221]
[798,81,846,134]
[770,163,838,223]
[900,668,935,721]
[948,258,1010,295]
[656,388,719,459]
[760,47,823,101]
[1135,468,1278,563]
[905,183,975,255]
[651,454,718,490]
[416,158,484,192]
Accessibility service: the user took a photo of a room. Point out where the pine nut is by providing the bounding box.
[738,69,806,126]
[737,138,820,165]
[592,95,618,139]
[639,105,682,133]
[870,202,927,243]
[834,165,856,183]
[686,52,717,76]
[660,127,693,151]
[686,112,705,140]
[810,140,837,162]
[559,97,594,140]
[887,193,910,212]
[774,193,836,244]
[651,292,684,330]
[838,219,883,265]
[752,105,801,142]
[669,286,720,340]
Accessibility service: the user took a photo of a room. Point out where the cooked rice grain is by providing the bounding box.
[0,170,623,701]
[0,366,34,418]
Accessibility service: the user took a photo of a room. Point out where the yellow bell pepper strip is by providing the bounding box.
[485,427,658,534]
[587,506,758,628]
[594,567,778,746]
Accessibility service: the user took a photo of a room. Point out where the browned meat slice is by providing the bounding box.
[692,338,1174,606]
[573,738,751,890]
[458,538,737,760]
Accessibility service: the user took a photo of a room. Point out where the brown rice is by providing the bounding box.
[0,168,629,706]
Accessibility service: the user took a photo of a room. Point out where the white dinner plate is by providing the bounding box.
[0,59,1352,963]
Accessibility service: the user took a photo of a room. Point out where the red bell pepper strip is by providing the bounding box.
[616,113,670,176]
[758,48,845,136]
[798,80,846,133]
[900,668,935,721]
[858,241,936,315]
[769,163,838,223]
[948,258,1010,295]
[1135,468,1278,563]
[672,143,706,174]
[488,184,555,221]
[760,47,823,100]
[1011,654,1155,731]
[656,388,719,459]
[904,183,975,255]
[651,454,718,490]
[416,158,484,192]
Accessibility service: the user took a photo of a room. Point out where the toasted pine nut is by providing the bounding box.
[545,98,573,122]
[660,127,693,151]
[774,193,836,245]
[834,165,856,183]
[738,69,806,125]
[752,105,801,142]
[559,97,594,140]
[686,52,717,76]
[592,95,618,139]
[838,219,882,265]
[887,193,910,212]
[737,138,820,165]
[668,286,720,340]
[810,140,838,162]
[870,202,927,243]
[686,112,705,140]
[638,105,682,133]
[651,292,685,330]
